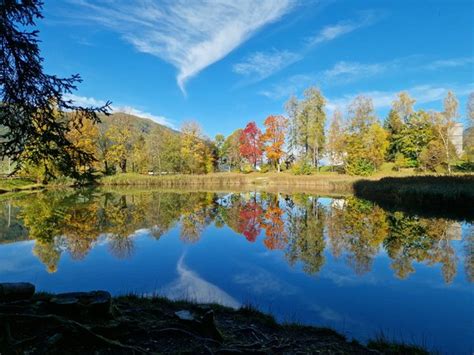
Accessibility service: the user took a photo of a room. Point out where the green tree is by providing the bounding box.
[384,109,404,161]
[394,110,435,167]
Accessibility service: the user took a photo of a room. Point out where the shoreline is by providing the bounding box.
[1,173,473,220]
[0,283,429,354]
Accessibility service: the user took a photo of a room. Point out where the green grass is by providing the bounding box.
[0,178,42,193]
[367,332,431,354]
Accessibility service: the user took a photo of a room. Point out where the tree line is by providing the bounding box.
[10,89,473,182]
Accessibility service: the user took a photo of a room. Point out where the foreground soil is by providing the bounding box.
[0,286,429,354]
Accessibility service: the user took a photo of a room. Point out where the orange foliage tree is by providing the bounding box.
[261,115,288,172]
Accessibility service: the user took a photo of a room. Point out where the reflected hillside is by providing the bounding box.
[0,189,471,282]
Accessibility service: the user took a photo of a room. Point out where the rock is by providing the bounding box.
[49,291,111,317]
[200,310,223,341]
[175,310,194,321]
[174,309,223,341]
[0,282,35,301]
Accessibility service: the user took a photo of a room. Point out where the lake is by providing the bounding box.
[0,189,472,353]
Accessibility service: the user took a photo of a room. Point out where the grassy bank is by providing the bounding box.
[0,178,42,193]
[1,286,429,354]
[354,175,474,220]
[99,172,357,193]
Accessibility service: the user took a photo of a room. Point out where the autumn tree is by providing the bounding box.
[130,134,148,173]
[160,130,183,173]
[326,109,345,170]
[392,92,416,122]
[419,140,446,171]
[284,95,300,154]
[468,93,474,126]
[434,91,459,174]
[239,122,263,169]
[214,134,226,170]
[261,115,288,172]
[181,122,212,174]
[223,129,243,171]
[298,88,326,168]
[344,96,388,175]
[66,113,100,173]
[105,124,133,173]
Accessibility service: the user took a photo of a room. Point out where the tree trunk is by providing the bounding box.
[120,159,127,173]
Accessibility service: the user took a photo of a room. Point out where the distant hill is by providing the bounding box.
[98,112,178,136]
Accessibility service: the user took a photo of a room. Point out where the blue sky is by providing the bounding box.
[38,0,473,136]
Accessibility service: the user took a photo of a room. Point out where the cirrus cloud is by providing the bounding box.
[67,0,295,93]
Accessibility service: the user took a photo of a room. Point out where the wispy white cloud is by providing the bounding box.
[233,50,301,81]
[307,10,381,45]
[68,0,295,93]
[64,94,175,128]
[323,61,387,81]
[260,56,474,100]
[424,57,474,70]
[233,10,384,83]
[259,74,313,99]
[326,83,474,113]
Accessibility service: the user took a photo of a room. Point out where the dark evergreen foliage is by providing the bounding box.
[0,0,109,179]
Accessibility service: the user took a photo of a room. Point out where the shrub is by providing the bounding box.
[393,153,409,171]
[419,140,445,172]
[259,164,271,173]
[291,160,312,175]
[344,158,376,176]
[241,164,254,174]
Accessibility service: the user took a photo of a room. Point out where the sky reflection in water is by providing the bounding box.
[0,189,472,353]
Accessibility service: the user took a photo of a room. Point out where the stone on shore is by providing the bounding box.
[0,282,35,301]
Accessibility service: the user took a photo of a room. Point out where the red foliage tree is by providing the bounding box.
[239,122,263,169]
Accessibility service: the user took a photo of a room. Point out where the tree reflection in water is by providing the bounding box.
[0,189,471,283]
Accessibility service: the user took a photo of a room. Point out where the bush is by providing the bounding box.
[291,161,312,175]
[455,161,474,172]
[344,158,376,176]
[259,164,271,173]
[241,164,254,174]
[393,153,408,171]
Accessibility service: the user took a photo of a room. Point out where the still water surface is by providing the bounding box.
[0,189,472,353]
